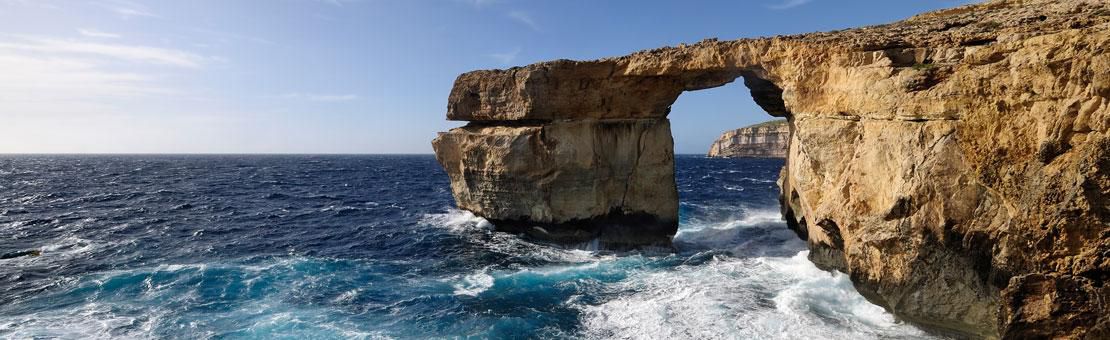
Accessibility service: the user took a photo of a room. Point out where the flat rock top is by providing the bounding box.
[730,119,788,131]
[528,0,1110,69]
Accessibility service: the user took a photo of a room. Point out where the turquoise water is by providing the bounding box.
[0,155,939,339]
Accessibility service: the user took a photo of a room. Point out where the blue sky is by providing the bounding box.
[0,0,970,154]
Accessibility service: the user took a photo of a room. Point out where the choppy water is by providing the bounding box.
[0,155,939,339]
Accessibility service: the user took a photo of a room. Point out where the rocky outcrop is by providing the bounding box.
[432,120,678,245]
[707,120,789,158]
[433,0,1109,337]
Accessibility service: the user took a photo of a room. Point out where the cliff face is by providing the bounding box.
[432,120,678,245]
[433,0,1110,337]
[707,120,789,158]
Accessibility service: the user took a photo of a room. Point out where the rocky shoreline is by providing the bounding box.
[433,0,1109,337]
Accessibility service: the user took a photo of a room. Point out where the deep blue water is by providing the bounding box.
[0,155,937,339]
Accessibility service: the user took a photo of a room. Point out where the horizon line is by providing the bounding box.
[0,152,718,156]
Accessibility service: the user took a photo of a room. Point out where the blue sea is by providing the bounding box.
[0,155,939,339]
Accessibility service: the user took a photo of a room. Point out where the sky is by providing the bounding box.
[0,0,972,154]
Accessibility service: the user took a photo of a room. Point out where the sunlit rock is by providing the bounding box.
[707,120,789,158]
[433,0,1110,337]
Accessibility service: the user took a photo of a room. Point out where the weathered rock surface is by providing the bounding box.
[707,120,789,158]
[433,0,1109,337]
[432,120,678,245]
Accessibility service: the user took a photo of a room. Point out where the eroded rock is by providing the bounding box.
[433,0,1110,337]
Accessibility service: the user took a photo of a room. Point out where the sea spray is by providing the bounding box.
[0,155,939,338]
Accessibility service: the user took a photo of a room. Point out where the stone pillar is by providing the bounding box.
[433,118,678,246]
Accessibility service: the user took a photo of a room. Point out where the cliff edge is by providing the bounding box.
[707,120,789,158]
[433,0,1109,337]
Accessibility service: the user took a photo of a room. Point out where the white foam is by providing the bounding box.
[420,208,493,233]
[333,288,361,303]
[0,236,109,267]
[0,302,159,340]
[451,268,496,296]
[577,251,938,340]
[422,209,605,264]
[739,177,777,184]
[674,208,788,250]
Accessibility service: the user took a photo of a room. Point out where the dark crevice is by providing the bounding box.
[961,37,997,46]
[740,70,791,117]
[817,218,844,249]
[488,208,678,250]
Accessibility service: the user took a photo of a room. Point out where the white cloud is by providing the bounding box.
[0,35,205,117]
[0,36,207,68]
[99,0,158,18]
[767,0,812,10]
[507,10,539,31]
[0,53,175,116]
[487,47,520,65]
[78,28,121,39]
[281,93,360,102]
[113,7,156,17]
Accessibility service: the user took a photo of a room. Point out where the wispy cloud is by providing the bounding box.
[767,0,812,10]
[0,36,207,68]
[0,34,209,117]
[487,47,520,65]
[507,10,539,31]
[78,28,122,39]
[0,54,170,102]
[281,93,360,102]
[113,7,156,17]
[455,0,498,8]
[99,0,158,18]
[0,52,196,119]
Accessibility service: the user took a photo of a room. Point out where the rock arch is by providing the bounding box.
[432,1,1109,338]
[432,47,796,244]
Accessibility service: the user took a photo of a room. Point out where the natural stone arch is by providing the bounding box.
[433,1,1110,338]
[434,58,793,245]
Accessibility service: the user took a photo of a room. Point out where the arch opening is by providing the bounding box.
[432,64,798,248]
[668,70,790,156]
[666,69,798,246]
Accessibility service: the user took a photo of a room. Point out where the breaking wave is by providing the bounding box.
[0,155,941,339]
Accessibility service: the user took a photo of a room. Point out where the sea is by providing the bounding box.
[0,155,941,339]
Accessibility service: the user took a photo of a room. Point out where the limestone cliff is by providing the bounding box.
[433,0,1109,337]
[707,120,789,158]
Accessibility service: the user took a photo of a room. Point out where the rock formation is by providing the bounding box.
[707,120,789,158]
[433,0,1109,337]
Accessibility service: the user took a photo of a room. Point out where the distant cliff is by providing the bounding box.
[707,120,788,158]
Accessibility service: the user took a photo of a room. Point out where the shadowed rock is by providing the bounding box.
[0,249,42,260]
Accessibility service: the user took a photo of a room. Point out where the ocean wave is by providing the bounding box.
[0,236,110,267]
[577,251,937,340]
[0,256,411,339]
[738,177,777,184]
[0,155,931,338]
[451,268,496,296]
[0,302,163,340]
[419,208,493,233]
